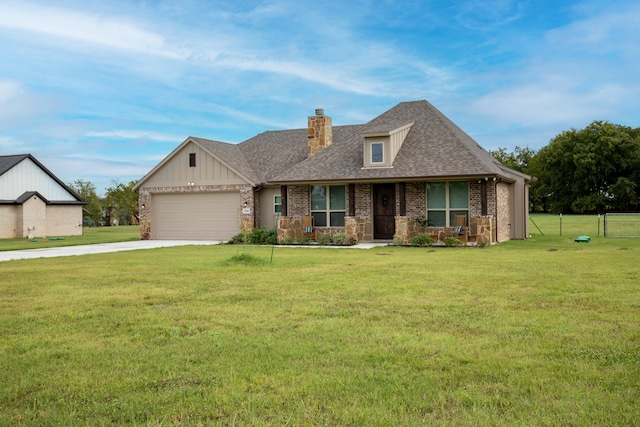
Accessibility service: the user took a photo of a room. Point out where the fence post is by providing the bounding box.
[560,213,562,236]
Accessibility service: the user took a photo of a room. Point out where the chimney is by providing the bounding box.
[308,108,332,157]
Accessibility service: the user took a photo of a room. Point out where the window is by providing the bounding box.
[426,181,469,227]
[310,185,346,227]
[189,153,196,167]
[274,195,282,214]
[371,142,384,163]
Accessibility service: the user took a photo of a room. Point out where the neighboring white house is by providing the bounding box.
[0,154,85,239]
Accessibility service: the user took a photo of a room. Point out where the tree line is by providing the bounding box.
[491,121,640,214]
[68,180,139,227]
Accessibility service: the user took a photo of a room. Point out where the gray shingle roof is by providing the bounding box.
[0,154,29,176]
[170,100,530,186]
[269,100,520,183]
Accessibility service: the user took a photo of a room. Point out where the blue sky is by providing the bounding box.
[1,0,639,195]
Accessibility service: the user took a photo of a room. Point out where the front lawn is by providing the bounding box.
[0,226,140,251]
[0,235,638,425]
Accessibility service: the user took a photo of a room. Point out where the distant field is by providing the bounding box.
[1,234,638,425]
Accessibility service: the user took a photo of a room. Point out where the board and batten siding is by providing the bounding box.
[0,158,76,201]
[141,142,247,188]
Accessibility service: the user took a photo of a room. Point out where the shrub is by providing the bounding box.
[443,236,463,246]
[410,233,435,247]
[317,235,332,245]
[246,227,276,244]
[331,232,348,245]
[280,237,295,245]
[392,234,405,246]
[227,227,276,245]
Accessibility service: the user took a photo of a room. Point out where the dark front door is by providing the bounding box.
[373,183,396,239]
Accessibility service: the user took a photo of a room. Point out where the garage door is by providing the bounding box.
[152,192,241,240]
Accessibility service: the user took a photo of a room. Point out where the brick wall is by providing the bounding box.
[287,185,310,216]
[405,182,426,217]
[0,202,82,238]
[0,205,18,238]
[45,206,83,237]
[354,183,371,217]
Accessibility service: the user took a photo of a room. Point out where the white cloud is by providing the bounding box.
[85,130,183,143]
[0,2,186,59]
[0,135,25,151]
[545,5,640,56]
[0,79,62,125]
[455,0,526,30]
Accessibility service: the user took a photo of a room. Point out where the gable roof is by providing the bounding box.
[0,154,85,204]
[136,100,532,189]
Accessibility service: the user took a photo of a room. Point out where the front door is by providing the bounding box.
[373,183,396,239]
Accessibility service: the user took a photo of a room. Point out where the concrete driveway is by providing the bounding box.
[0,240,390,262]
[0,240,222,262]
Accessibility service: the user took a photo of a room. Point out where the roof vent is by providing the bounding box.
[315,108,324,116]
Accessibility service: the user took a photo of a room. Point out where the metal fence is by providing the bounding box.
[529,213,640,237]
[604,213,640,237]
[529,214,604,237]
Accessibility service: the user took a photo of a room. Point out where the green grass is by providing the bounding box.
[1,232,638,425]
[0,226,140,251]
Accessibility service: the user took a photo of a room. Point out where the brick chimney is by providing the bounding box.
[307,108,332,157]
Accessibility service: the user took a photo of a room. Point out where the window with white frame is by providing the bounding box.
[310,185,346,227]
[426,181,469,227]
[371,142,384,164]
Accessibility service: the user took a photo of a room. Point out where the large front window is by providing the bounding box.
[311,185,345,227]
[426,181,469,227]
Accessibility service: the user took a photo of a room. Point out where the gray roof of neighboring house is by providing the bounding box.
[0,154,29,176]
[0,154,85,204]
[140,100,531,188]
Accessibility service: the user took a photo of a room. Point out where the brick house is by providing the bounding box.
[0,154,85,239]
[134,100,533,244]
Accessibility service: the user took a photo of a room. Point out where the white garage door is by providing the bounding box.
[152,192,241,240]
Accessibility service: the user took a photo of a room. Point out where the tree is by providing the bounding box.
[490,146,537,174]
[104,180,139,225]
[68,179,103,226]
[531,121,640,214]
[490,146,547,212]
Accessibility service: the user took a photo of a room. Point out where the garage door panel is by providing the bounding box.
[152,192,240,240]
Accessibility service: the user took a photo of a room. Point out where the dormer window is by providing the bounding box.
[364,138,390,168]
[361,121,414,169]
[371,142,384,164]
